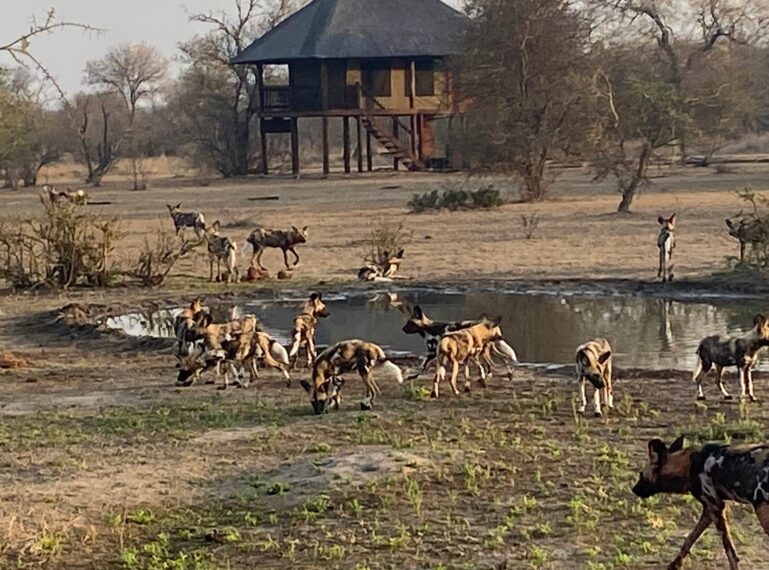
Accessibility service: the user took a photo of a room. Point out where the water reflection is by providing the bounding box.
[103,291,769,371]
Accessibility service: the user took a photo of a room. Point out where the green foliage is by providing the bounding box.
[408,181,504,213]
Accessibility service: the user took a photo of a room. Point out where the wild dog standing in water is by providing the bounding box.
[245,225,308,271]
[575,339,613,416]
[300,339,404,414]
[692,314,769,402]
[433,318,504,398]
[204,221,238,283]
[402,306,518,380]
[657,213,676,282]
[167,203,206,239]
[358,249,405,282]
[288,293,330,368]
[632,436,769,570]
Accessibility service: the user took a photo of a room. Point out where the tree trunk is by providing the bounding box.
[617,143,652,213]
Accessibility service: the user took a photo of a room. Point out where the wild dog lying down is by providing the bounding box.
[693,313,769,402]
[204,221,238,283]
[575,339,613,417]
[358,249,405,282]
[300,339,404,414]
[245,225,308,271]
[288,293,330,368]
[43,185,88,205]
[167,203,206,238]
[433,318,504,398]
[633,436,769,570]
[402,306,518,381]
[657,213,676,282]
[175,330,289,388]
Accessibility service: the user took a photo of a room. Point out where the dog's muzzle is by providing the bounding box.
[632,475,656,498]
[587,375,606,390]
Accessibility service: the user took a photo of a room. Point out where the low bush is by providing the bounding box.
[408,181,504,213]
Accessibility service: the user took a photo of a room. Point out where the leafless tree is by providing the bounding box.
[172,0,295,177]
[457,0,594,202]
[85,44,168,189]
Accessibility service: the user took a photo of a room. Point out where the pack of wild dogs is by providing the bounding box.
[166,203,404,283]
[166,208,769,566]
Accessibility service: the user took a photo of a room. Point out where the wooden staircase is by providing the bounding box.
[362,115,424,171]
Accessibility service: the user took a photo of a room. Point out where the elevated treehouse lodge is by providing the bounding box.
[232,0,467,175]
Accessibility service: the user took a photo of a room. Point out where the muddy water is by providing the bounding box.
[104,289,769,371]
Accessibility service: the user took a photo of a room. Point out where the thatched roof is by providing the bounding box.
[232,0,467,64]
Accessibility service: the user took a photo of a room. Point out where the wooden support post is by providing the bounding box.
[392,117,400,171]
[356,116,363,173]
[322,117,330,177]
[256,64,265,112]
[320,61,330,177]
[409,60,418,160]
[259,120,268,175]
[366,129,373,172]
[417,114,425,162]
[290,117,300,177]
[342,117,351,174]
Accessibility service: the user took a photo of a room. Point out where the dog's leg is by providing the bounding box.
[433,364,445,399]
[209,256,214,282]
[605,362,614,409]
[658,247,664,280]
[577,378,587,414]
[592,385,602,417]
[693,357,707,400]
[306,334,316,368]
[755,502,769,538]
[668,509,713,570]
[256,247,266,271]
[290,247,300,267]
[360,371,375,410]
[449,359,461,396]
[747,366,758,402]
[715,365,732,400]
[407,353,434,381]
[281,247,291,270]
[714,509,740,570]
[738,365,748,400]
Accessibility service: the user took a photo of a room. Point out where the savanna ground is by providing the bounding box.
[2,159,769,569]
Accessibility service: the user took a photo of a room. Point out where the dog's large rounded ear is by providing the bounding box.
[412,305,424,319]
[492,315,503,326]
[670,213,677,223]
[725,218,735,229]
[669,435,685,453]
[598,351,612,365]
[577,350,590,367]
[657,216,665,225]
[302,226,308,232]
[648,439,667,465]
[396,249,405,257]
[300,379,312,393]
[754,314,767,327]
[309,292,319,301]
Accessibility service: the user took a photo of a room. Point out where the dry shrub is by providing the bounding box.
[408,180,504,213]
[362,221,412,266]
[0,195,118,288]
[521,213,542,239]
[0,351,28,369]
[132,227,199,287]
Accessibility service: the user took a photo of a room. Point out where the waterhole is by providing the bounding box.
[103,289,769,371]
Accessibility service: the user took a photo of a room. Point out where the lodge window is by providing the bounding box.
[414,60,436,97]
[362,63,392,97]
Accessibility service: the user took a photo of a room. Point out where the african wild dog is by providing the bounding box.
[288,293,330,368]
[402,306,518,381]
[633,436,769,570]
[175,328,289,389]
[43,185,88,205]
[692,313,769,402]
[433,318,504,398]
[657,213,676,282]
[300,339,404,414]
[174,297,205,354]
[204,221,238,283]
[726,217,769,262]
[358,249,405,282]
[575,338,613,417]
[167,203,206,239]
[245,225,308,271]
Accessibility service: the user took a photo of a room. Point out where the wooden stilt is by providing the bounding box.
[290,117,300,177]
[417,114,424,162]
[356,116,363,173]
[343,117,351,174]
[366,129,373,172]
[409,60,418,160]
[322,117,330,177]
[392,117,400,171]
[259,120,268,175]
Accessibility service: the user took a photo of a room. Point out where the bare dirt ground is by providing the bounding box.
[2,164,769,569]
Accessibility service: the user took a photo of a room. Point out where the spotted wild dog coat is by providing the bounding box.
[288,293,330,367]
[692,313,769,402]
[633,437,769,570]
[657,213,676,282]
[246,225,308,270]
[575,338,613,417]
[167,203,206,238]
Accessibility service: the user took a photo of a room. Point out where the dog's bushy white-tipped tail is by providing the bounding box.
[378,360,404,384]
[271,342,290,366]
[495,340,519,363]
[240,239,252,258]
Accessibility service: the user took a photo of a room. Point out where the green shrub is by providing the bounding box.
[408,181,504,213]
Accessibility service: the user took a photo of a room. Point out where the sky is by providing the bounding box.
[2,0,465,96]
